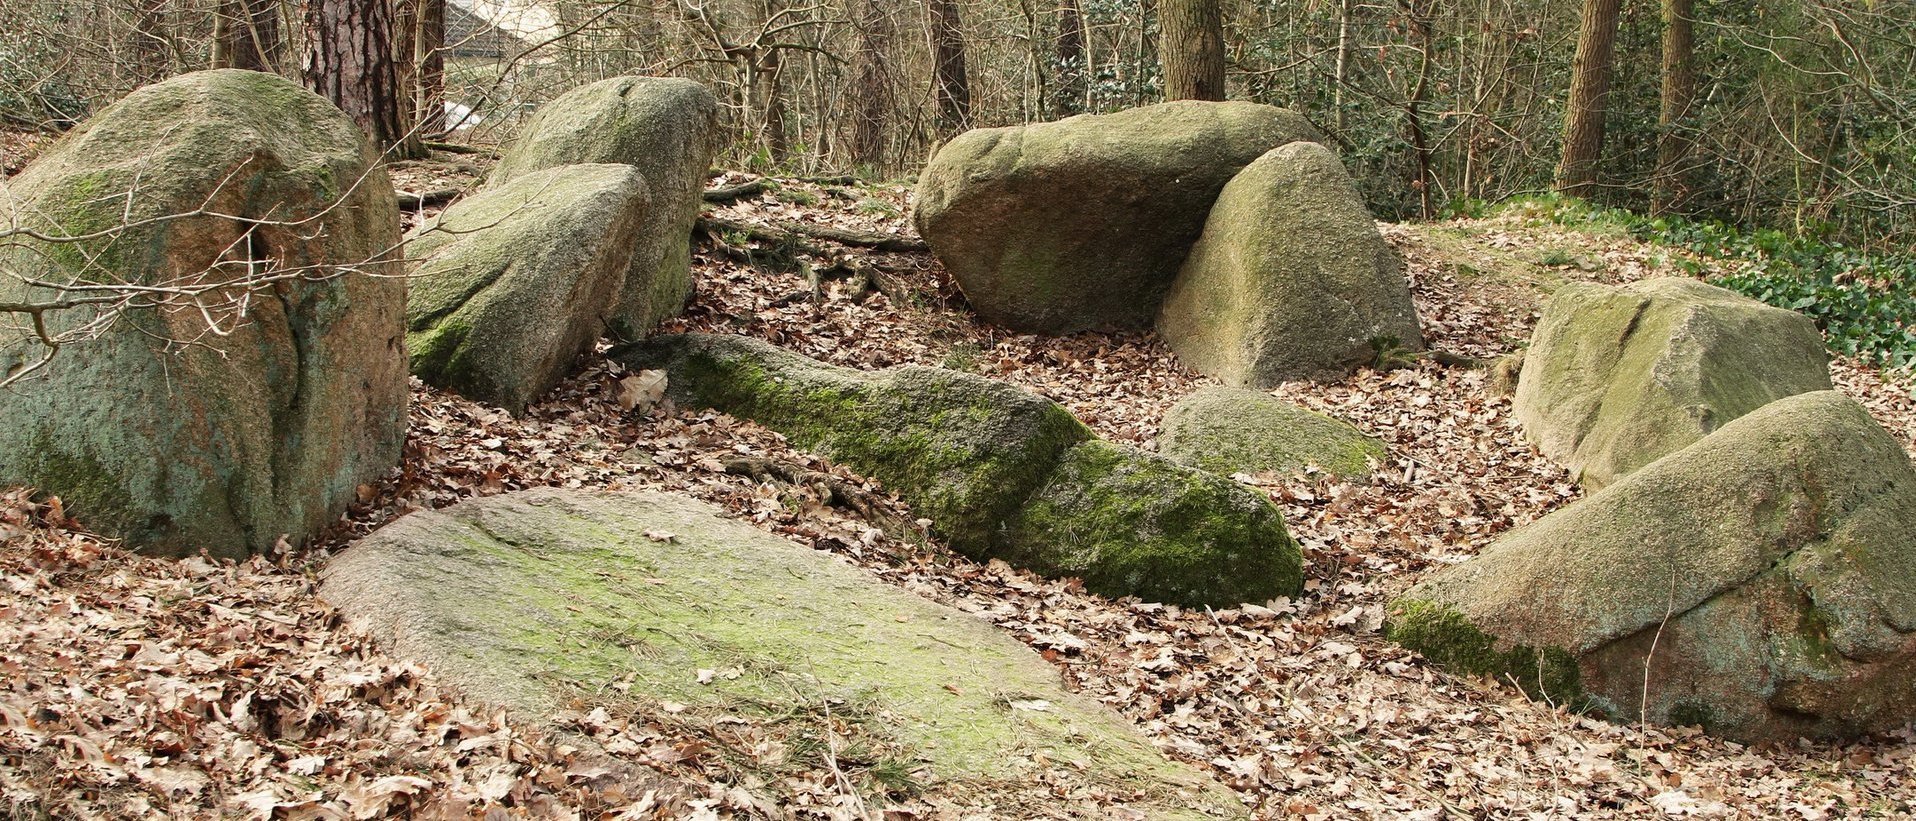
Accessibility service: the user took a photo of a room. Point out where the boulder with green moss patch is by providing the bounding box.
[407,164,650,414]
[913,101,1322,334]
[490,76,721,338]
[1513,277,1831,489]
[321,488,1247,818]
[0,69,407,558]
[1387,391,1916,742]
[1157,387,1385,479]
[1158,142,1423,386]
[618,333,1302,606]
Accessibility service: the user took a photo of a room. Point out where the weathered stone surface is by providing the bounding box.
[1513,277,1831,489]
[913,101,1323,334]
[1158,387,1385,479]
[1157,142,1423,386]
[407,164,649,414]
[617,333,1302,606]
[0,69,407,558]
[491,76,721,338]
[321,488,1247,818]
[1387,391,1916,742]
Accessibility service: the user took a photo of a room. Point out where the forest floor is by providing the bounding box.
[5,150,1916,819]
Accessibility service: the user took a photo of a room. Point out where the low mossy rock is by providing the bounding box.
[617,333,1303,606]
[1157,387,1385,479]
[913,101,1322,334]
[490,76,721,338]
[1513,277,1831,489]
[1158,142,1424,386]
[1387,391,1916,742]
[321,488,1247,818]
[407,164,650,414]
[0,69,407,558]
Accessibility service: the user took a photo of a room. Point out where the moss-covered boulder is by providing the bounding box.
[1157,387,1385,479]
[913,101,1322,334]
[407,164,649,413]
[1387,391,1916,742]
[618,333,1302,606]
[490,76,721,338]
[321,488,1247,818]
[1513,277,1831,489]
[0,69,407,558]
[1157,142,1423,386]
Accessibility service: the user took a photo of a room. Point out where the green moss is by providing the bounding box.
[1158,387,1385,480]
[407,317,482,393]
[22,430,138,539]
[1385,599,1585,708]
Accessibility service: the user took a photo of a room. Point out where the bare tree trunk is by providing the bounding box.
[212,0,281,72]
[1653,0,1697,214]
[130,0,170,85]
[849,0,894,166]
[303,0,421,158]
[1161,0,1224,101]
[392,0,421,146]
[416,0,445,138]
[1405,0,1436,218]
[925,0,972,133]
[1054,0,1086,116]
[1555,0,1623,198]
[1333,0,1353,132]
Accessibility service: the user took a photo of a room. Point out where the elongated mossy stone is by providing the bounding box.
[1387,391,1916,742]
[321,488,1248,818]
[407,164,650,414]
[0,69,407,558]
[490,76,721,338]
[617,333,1303,606]
[913,101,1322,334]
[1158,142,1424,385]
[1157,387,1385,479]
[1512,277,1831,489]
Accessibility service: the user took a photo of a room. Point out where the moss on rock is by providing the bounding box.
[1157,387,1385,479]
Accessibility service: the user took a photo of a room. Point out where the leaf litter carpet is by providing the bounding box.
[5,179,1916,819]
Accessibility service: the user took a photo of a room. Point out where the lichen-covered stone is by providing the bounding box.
[1157,142,1423,386]
[1513,277,1831,489]
[0,69,407,558]
[407,164,649,414]
[1387,391,1916,742]
[617,333,1303,606]
[1157,387,1385,479]
[1005,441,1303,607]
[491,77,721,338]
[321,488,1247,818]
[913,101,1322,334]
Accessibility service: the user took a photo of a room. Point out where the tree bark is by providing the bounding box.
[302,0,422,158]
[1161,0,1224,101]
[1555,0,1623,199]
[1053,0,1086,116]
[416,0,445,137]
[212,0,281,72]
[1405,0,1436,218]
[849,0,894,166]
[1653,0,1697,215]
[925,0,972,133]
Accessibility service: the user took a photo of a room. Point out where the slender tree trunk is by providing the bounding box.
[1555,0,1623,198]
[392,0,421,147]
[416,0,445,137]
[1653,0,1697,214]
[130,0,170,85]
[1161,0,1224,101]
[1405,0,1436,218]
[303,0,421,158]
[849,0,894,166]
[212,0,281,72]
[1054,0,1086,116]
[925,0,972,133]
[1333,0,1353,132]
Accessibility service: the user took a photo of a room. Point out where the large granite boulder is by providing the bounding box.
[913,101,1322,334]
[490,76,722,338]
[618,333,1302,606]
[407,164,650,414]
[321,488,1247,818]
[1157,387,1385,479]
[0,69,407,558]
[1513,277,1831,489]
[1387,391,1916,742]
[1158,142,1423,386]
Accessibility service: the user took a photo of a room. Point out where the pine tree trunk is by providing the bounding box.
[1053,0,1086,116]
[1555,0,1623,198]
[1653,0,1697,215]
[212,0,281,72]
[303,0,421,158]
[849,0,894,166]
[925,0,972,133]
[1161,0,1224,101]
